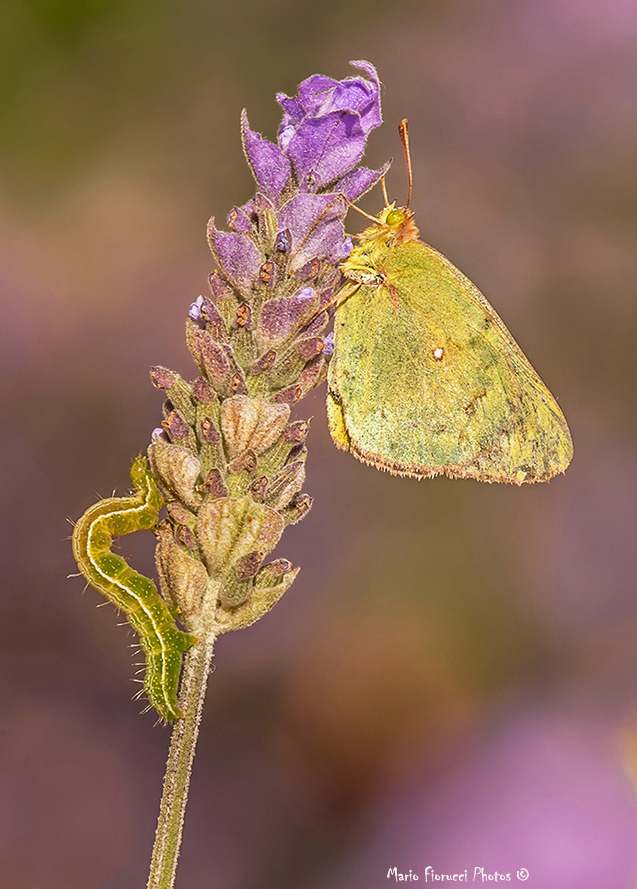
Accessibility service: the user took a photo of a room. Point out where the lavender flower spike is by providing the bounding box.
[71,61,391,889]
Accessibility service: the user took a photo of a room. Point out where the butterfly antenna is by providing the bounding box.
[339,192,380,223]
[398,119,413,209]
[381,175,389,207]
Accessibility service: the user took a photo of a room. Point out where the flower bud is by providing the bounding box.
[286,443,307,463]
[263,460,305,510]
[283,492,313,525]
[208,270,233,301]
[163,411,189,440]
[166,502,196,526]
[218,572,253,610]
[295,337,325,361]
[294,258,321,282]
[200,297,228,342]
[196,495,284,576]
[150,366,178,390]
[148,440,202,510]
[187,324,231,389]
[273,384,302,405]
[293,354,328,397]
[203,468,228,499]
[248,476,268,501]
[230,372,249,396]
[156,526,208,621]
[200,416,221,443]
[176,524,198,551]
[192,377,217,403]
[207,218,261,295]
[150,367,196,424]
[216,559,299,632]
[220,395,290,459]
[250,350,277,375]
[259,261,275,288]
[274,230,291,253]
[227,203,253,233]
[188,295,207,328]
[284,420,310,442]
[265,558,292,576]
[227,449,257,475]
[235,550,263,579]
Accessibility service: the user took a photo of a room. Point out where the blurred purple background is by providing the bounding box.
[2,1,637,887]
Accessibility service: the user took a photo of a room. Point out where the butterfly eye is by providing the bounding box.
[386,209,405,228]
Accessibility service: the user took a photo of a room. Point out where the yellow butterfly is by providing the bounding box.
[328,121,572,484]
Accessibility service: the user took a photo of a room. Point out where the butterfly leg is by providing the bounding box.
[385,280,400,312]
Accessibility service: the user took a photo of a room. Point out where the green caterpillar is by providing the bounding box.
[72,456,196,721]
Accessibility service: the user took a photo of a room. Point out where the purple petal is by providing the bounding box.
[287,111,366,188]
[151,427,169,443]
[328,236,352,264]
[347,60,382,133]
[280,194,342,242]
[279,193,347,271]
[289,74,341,117]
[188,295,206,327]
[257,287,318,346]
[276,75,343,126]
[276,97,305,126]
[274,229,291,254]
[207,218,262,294]
[293,223,346,271]
[337,160,392,202]
[278,119,296,152]
[276,62,381,135]
[241,111,291,204]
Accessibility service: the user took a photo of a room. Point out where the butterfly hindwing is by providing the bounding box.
[328,240,572,483]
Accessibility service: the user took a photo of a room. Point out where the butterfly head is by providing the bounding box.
[356,202,420,250]
[379,203,420,243]
[385,207,407,228]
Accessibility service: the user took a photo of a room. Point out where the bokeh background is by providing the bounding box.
[2,0,637,886]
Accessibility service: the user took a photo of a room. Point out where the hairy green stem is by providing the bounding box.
[146,626,217,889]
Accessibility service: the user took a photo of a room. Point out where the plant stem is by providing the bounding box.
[146,626,217,889]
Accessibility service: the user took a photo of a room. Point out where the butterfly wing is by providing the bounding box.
[327,240,572,483]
